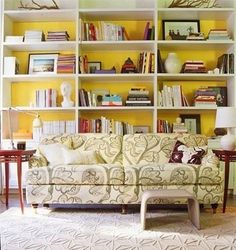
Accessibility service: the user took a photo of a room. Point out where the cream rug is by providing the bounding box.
[0,206,236,250]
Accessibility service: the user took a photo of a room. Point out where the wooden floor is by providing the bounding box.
[1,193,236,214]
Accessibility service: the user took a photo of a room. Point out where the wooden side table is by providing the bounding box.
[0,149,36,214]
[212,149,236,213]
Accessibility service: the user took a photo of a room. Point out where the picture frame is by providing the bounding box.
[28,53,59,75]
[133,126,150,134]
[88,61,101,74]
[162,20,200,40]
[180,114,201,134]
[91,89,109,106]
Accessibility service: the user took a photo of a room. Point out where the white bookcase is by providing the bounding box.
[0,0,235,190]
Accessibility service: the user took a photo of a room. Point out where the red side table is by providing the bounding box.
[212,149,236,213]
[0,149,36,214]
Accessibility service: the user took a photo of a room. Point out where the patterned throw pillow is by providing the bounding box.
[169,140,207,165]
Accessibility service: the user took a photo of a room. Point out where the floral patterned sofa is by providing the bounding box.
[25,133,224,212]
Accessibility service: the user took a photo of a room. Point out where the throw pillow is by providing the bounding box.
[38,143,67,166]
[62,147,104,165]
[169,140,207,165]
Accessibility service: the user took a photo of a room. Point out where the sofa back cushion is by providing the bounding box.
[39,133,123,165]
[122,133,207,166]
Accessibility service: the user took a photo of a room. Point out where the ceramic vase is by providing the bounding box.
[165,52,182,73]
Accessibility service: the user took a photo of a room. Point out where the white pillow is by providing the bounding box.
[39,143,66,166]
[62,147,102,165]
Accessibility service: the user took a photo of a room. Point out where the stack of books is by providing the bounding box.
[207,29,231,40]
[194,88,217,107]
[24,30,44,42]
[182,60,207,73]
[46,31,70,41]
[102,94,122,106]
[126,87,151,106]
[57,54,76,73]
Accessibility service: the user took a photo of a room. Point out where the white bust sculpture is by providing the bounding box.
[60,82,74,107]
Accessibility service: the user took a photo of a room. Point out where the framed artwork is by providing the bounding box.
[28,53,58,74]
[180,114,201,134]
[91,89,109,106]
[162,20,200,40]
[133,126,150,134]
[88,61,101,74]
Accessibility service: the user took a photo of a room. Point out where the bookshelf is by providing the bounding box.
[0,0,235,146]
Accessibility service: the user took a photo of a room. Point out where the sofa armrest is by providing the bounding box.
[202,150,220,167]
[29,155,48,168]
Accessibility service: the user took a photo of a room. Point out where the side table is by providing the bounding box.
[212,149,236,213]
[0,149,36,214]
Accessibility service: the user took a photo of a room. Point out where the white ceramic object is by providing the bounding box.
[165,52,182,73]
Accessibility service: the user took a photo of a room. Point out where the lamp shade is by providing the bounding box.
[215,107,236,128]
[32,116,42,128]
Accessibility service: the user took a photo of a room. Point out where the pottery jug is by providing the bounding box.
[165,52,182,73]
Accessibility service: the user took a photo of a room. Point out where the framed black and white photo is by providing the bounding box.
[28,53,58,74]
[180,114,201,134]
[88,61,101,74]
[162,20,200,40]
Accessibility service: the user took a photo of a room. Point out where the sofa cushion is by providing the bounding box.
[71,133,123,165]
[26,164,125,185]
[62,148,104,165]
[123,133,207,166]
[169,140,207,164]
[124,160,223,185]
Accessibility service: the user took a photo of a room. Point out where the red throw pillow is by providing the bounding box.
[169,140,207,165]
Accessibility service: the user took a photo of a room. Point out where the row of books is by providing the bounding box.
[157,119,172,133]
[35,89,57,108]
[46,31,70,41]
[80,20,129,41]
[32,120,76,142]
[137,51,155,74]
[79,117,134,135]
[217,53,234,74]
[158,85,189,107]
[143,22,155,40]
[57,54,76,74]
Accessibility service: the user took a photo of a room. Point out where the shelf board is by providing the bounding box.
[80,40,155,51]
[3,41,77,51]
[158,8,235,20]
[79,106,154,111]
[79,8,155,20]
[158,40,234,50]
[2,107,76,112]
[79,73,155,82]
[157,73,234,81]
[3,74,76,82]
[157,106,217,110]
[4,9,76,21]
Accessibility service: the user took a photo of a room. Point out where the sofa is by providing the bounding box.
[25,133,224,213]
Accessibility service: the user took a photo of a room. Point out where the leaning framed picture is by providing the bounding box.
[88,61,101,74]
[180,114,201,134]
[28,53,59,74]
[162,20,200,40]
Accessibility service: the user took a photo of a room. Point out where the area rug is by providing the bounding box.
[0,207,236,250]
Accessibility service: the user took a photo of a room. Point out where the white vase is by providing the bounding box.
[165,53,182,73]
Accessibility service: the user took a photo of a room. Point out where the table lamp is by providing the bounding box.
[215,107,236,150]
[8,107,42,149]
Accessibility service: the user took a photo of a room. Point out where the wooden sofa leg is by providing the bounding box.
[211,203,218,214]
[199,204,204,210]
[31,203,38,209]
[43,204,49,208]
[121,204,128,214]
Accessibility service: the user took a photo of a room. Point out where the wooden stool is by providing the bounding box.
[140,189,200,230]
